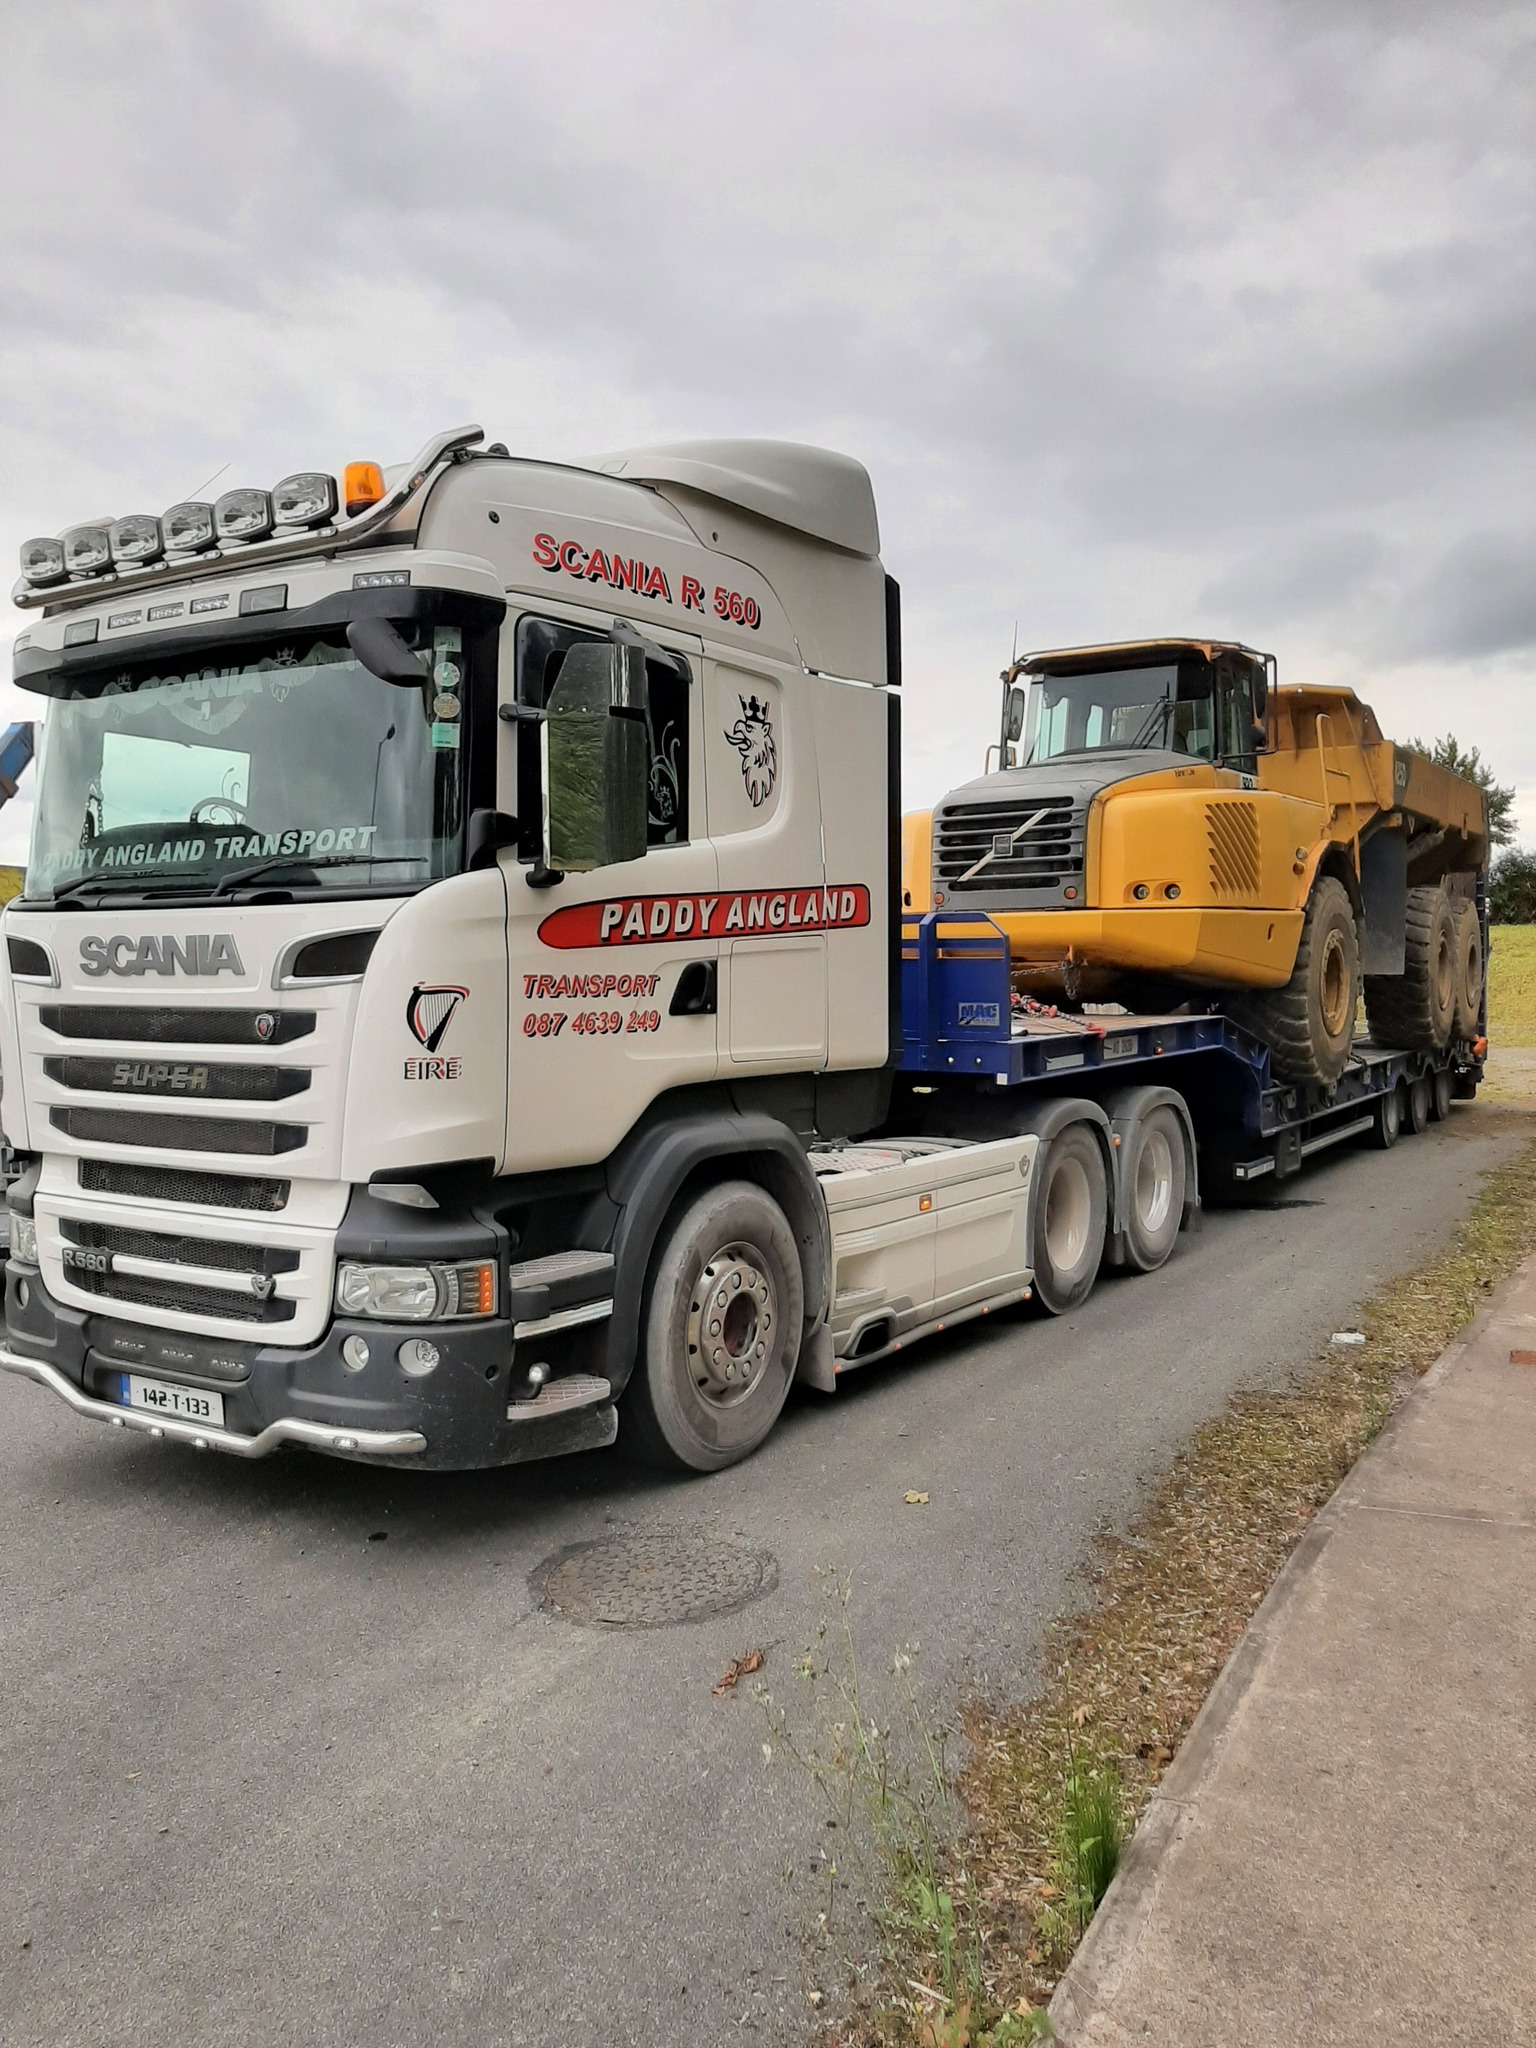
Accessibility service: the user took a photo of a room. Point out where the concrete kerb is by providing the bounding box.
[1044,1259,1531,2046]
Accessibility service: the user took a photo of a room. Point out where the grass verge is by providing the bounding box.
[1488,924,1536,1048]
[833,1118,1536,2037]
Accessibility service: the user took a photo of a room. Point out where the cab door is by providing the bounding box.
[704,656,828,1070]
[500,610,717,1174]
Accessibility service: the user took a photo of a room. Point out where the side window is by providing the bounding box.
[513,615,690,859]
[1216,662,1258,773]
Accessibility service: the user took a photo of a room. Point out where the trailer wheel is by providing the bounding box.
[1363,885,1457,1052]
[1230,876,1359,1086]
[1451,901,1483,1040]
[1429,1066,1453,1121]
[1406,1074,1431,1133]
[1370,1082,1403,1150]
[622,1180,804,1473]
[1120,1105,1187,1272]
[1028,1125,1107,1314]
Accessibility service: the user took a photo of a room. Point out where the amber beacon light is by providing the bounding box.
[343,461,387,518]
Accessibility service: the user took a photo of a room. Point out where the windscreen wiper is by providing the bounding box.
[43,873,206,910]
[210,852,421,897]
[1128,699,1176,748]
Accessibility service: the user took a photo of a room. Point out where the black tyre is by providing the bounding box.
[1363,886,1456,1052]
[1028,1124,1108,1314]
[1230,876,1359,1086]
[1120,1105,1187,1273]
[1429,1066,1453,1121]
[1370,1083,1403,1150]
[622,1180,804,1473]
[1451,901,1483,1041]
[1406,1074,1431,1133]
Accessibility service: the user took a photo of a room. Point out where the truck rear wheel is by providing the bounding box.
[622,1179,804,1473]
[1452,901,1483,1040]
[1363,885,1457,1052]
[1231,875,1359,1087]
[1028,1124,1107,1314]
[1121,1105,1186,1272]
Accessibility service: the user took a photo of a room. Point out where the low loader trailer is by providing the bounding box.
[0,430,1486,1474]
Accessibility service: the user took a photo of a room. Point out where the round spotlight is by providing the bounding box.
[398,1338,440,1379]
[162,501,217,553]
[1165,883,1181,900]
[272,471,338,527]
[60,524,112,578]
[341,1334,370,1373]
[18,537,67,587]
[214,488,274,544]
[109,514,164,567]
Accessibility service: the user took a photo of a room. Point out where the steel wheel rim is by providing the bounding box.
[687,1241,776,1409]
[1135,1129,1175,1235]
[1044,1156,1092,1272]
[1319,928,1351,1038]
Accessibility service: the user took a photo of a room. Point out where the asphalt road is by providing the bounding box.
[0,1109,1520,2048]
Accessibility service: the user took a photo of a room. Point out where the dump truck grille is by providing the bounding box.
[933,795,1086,894]
[1207,800,1262,899]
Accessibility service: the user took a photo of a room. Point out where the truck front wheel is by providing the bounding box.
[1029,1125,1107,1314]
[623,1180,805,1472]
[1231,875,1359,1086]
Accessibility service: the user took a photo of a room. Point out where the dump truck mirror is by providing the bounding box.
[1251,668,1268,718]
[542,642,649,873]
[1004,685,1028,744]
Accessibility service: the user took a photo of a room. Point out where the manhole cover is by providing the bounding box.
[533,1530,778,1629]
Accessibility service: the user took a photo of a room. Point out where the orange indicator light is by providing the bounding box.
[343,461,386,517]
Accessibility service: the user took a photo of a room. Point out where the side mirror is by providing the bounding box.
[542,643,649,873]
[345,616,430,686]
[1251,668,1268,718]
[1004,685,1027,744]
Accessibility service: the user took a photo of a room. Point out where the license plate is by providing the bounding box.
[119,1374,225,1428]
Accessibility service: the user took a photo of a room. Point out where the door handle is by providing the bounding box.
[670,960,717,1016]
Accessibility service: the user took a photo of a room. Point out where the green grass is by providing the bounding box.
[1489,925,1536,1046]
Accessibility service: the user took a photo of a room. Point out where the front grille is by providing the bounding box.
[51,1107,307,1155]
[38,1006,315,1046]
[78,1159,290,1212]
[44,1055,310,1102]
[64,1267,296,1324]
[1207,800,1261,898]
[934,795,1085,892]
[61,1218,300,1277]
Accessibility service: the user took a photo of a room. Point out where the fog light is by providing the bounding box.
[341,1334,370,1373]
[398,1338,440,1378]
[109,514,164,566]
[61,524,112,577]
[8,1213,37,1264]
[1165,883,1181,900]
[1133,883,1150,900]
[162,500,217,553]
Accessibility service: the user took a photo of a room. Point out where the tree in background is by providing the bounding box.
[1409,734,1516,847]
[1490,849,1536,924]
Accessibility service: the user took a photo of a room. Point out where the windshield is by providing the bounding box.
[1019,664,1214,765]
[23,624,469,903]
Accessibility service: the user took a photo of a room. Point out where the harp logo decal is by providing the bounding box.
[404,983,468,1079]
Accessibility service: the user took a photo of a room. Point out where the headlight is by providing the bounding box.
[215,487,274,543]
[8,1214,38,1265]
[19,537,67,587]
[61,524,111,577]
[109,514,165,566]
[162,500,217,553]
[334,1258,497,1322]
[272,472,337,527]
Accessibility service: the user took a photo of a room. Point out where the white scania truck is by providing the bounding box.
[0,427,1469,1473]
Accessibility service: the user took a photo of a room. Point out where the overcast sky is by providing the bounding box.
[2,0,1531,864]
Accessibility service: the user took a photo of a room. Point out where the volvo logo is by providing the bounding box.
[79,934,245,979]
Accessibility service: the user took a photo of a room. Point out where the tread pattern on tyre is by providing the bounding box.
[1363,885,1455,1052]
[1452,900,1483,1039]
[1228,875,1358,1086]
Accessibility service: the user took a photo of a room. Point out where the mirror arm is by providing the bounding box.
[525,861,565,890]
[609,615,689,684]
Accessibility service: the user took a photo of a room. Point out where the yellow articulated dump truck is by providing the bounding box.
[906,639,1488,1086]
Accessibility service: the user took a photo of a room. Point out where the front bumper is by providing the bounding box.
[1,1265,617,1470]
[981,906,1304,986]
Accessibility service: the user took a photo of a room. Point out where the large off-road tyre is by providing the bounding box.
[621,1180,804,1473]
[1027,1124,1108,1315]
[1363,885,1456,1052]
[1451,900,1484,1041]
[1230,875,1359,1086]
[1120,1105,1187,1273]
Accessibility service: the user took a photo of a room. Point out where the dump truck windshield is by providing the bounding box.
[23,624,470,903]
[1020,664,1217,765]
